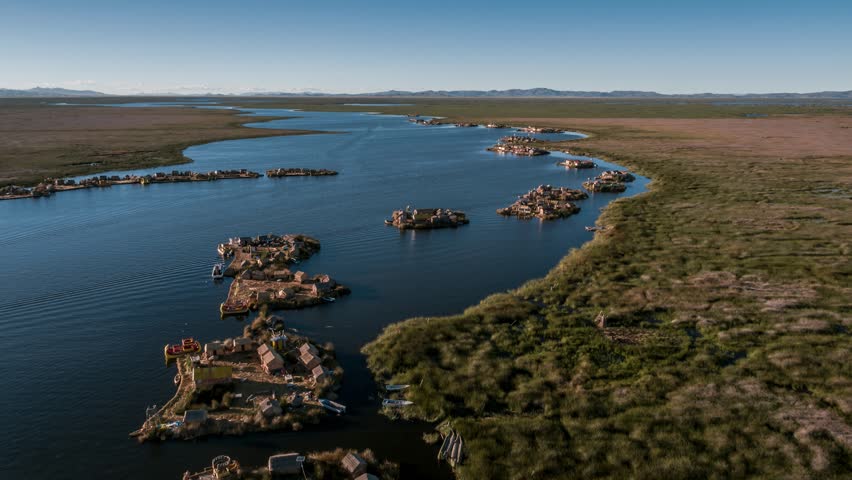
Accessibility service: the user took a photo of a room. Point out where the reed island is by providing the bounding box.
[497,185,588,220]
[385,207,469,230]
[582,169,636,193]
[136,313,343,443]
[0,169,262,201]
[266,168,338,177]
[557,158,597,169]
[181,448,399,480]
[487,135,549,156]
[218,234,349,315]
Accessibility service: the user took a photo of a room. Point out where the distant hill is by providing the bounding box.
[2,86,850,99]
[355,88,852,99]
[0,87,107,97]
[252,88,852,99]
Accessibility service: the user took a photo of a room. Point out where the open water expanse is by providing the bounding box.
[0,105,647,478]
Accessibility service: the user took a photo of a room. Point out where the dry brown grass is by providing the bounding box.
[0,102,320,185]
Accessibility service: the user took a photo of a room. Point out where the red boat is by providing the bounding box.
[164,337,201,361]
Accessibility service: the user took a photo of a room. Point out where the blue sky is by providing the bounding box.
[1,0,850,94]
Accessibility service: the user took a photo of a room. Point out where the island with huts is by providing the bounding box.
[385,206,469,230]
[517,126,564,134]
[0,169,262,201]
[266,168,338,177]
[497,185,588,220]
[557,158,597,169]
[582,169,636,193]
[135,313,344,442]
[182,449,399,480]
[454,122,478,127]
[408,117,441,126]
[217,234,350,315]
[486,135,550,156]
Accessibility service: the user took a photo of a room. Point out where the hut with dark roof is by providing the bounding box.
[341,452,368,477]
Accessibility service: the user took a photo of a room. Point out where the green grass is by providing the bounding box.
[361,111,852,479]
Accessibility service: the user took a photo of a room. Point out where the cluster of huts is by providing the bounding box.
[487,135,550,156]
[583,170,636,193]
[558,158,597,169]
[386,207,469,230]
[517,126,563,133]
[267,451,379,479]
[1,169,262,201]
[409,117,441,126]
[266,168,338,177]
[454,122,478,127]
[497,184,588,220]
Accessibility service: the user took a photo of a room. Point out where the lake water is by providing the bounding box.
[0,107,647,478]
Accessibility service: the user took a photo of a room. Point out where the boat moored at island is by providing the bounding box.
[211,263,224,279]
[382,399,414,407]
[319,398,347,414]
[164,338,201,362]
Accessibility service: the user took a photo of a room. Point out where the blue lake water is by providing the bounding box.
[0,107,647,478]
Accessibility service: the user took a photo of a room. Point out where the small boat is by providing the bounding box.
[384,218,393,225]
[211,263,224,279]
[319,398,347,414]
[382,398,414,407]
[173,374,180,385]
[164,338,201,361]
[220,301,249,316]
[384,384,410,392]
[322,297,336,303]
[585,226,597,232]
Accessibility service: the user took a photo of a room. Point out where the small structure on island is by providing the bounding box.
[183,409,208,428]
[300,351,321,370]
[311,365,330,383]
[232,337,254,352]
[341,452,368,477]
[205,341,226,357]
[192,365,233,390]
[299,343,319,356]
[268,453,303,475]
[258,343,285,374]
[258,397,283,417]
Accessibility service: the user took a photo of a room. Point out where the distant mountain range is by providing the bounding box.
[2,86,850,99]
[0,87,108,97]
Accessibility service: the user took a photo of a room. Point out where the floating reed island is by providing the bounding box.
[517,126,564,134]
[487,135,550,156]
[582,170,636,193]
[266,168,338,177]
[409,117,441,126]
[217,234,349,315]
[182,448,399,480]
[454,122,479,127]
[557,158,597,169]
[385,207,469,230]
[134,314,344,443]
[497,184,588,220]
[485,123,509,128]
[0,169,262,201]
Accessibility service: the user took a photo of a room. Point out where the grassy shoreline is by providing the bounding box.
[362,110,851,478]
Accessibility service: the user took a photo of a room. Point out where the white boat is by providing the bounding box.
[384,384,410,392]
[382,398,414,407]
[322,297,336,303]
[211,263,224,279]
[319,398,346,414]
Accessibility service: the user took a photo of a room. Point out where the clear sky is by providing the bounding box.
[1,0,850,94]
